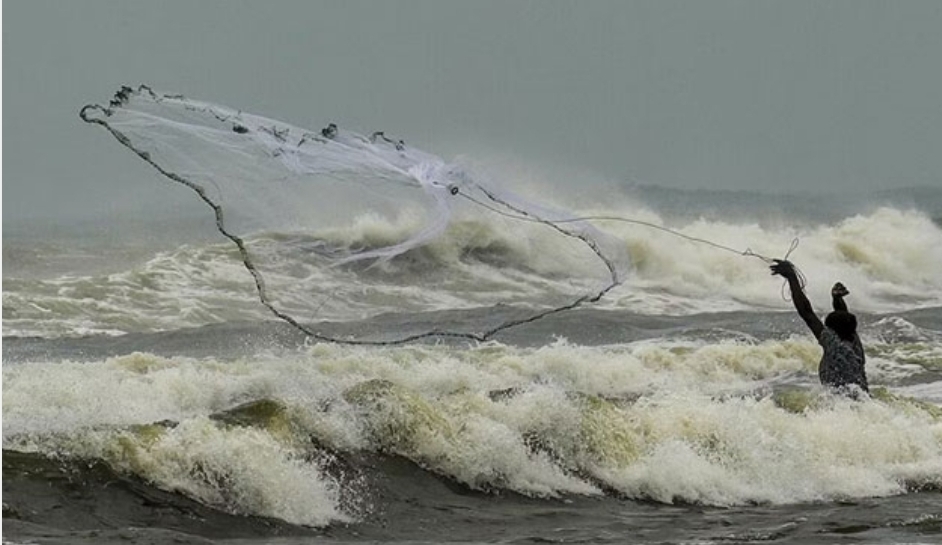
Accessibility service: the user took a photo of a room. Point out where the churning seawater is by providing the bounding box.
[3,186,942,544]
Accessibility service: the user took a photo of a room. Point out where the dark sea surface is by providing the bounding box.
[4,185,942,545]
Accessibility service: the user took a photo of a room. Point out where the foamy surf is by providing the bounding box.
[5,339,941,525]
[4,205,942,339]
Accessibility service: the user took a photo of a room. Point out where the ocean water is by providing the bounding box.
[3,183,942,545]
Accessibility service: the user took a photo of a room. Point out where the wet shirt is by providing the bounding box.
[818,327,869,393]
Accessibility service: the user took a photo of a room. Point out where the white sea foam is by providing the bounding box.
[5,340,941,516]
[5,205,941,338]
[601,206,942,314]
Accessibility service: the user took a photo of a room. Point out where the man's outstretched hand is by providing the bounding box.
[770,259,797,279]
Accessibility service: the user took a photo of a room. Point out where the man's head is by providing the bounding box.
[825,310,858,341]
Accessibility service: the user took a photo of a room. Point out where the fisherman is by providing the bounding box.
[770,260,869,396]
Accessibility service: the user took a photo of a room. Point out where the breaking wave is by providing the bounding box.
[5,205,942,338]
[5,341,941,524]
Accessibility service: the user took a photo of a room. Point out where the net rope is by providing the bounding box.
[80,85,797,344]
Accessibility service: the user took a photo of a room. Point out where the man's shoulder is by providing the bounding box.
[818,327,840,347]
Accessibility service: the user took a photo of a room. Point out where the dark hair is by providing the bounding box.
[825,311,857,341]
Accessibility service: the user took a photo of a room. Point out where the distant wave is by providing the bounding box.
[4,203,942,338]
[620,183,942,225]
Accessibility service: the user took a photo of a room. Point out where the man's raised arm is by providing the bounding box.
[771,260,824,339]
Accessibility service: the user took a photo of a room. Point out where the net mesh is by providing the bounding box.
[81,85,632,343]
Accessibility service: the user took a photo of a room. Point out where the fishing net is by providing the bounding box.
[80,85,632,343]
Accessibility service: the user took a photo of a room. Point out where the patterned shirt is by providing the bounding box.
[818,327,869,393]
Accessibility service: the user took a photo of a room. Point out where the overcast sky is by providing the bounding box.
[4,0,941,223]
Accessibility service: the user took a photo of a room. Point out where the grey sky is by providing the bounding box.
[4,0,941,223]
